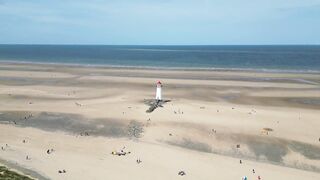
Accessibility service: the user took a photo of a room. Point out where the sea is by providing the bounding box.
[0,45,319,72]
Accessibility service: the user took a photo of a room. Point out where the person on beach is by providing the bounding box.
[58,169,66,173]
[178,171,186,176]
[136,158,142,164]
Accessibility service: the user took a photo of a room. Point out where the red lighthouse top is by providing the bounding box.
[156,80,162,87]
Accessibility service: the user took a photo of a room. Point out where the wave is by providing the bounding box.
[121,48,320,55]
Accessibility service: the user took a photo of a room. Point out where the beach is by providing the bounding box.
[0,62,320,180]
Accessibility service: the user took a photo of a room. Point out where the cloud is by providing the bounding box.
[0,1,89,26]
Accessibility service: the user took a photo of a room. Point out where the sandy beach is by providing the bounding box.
[0,62,320,180]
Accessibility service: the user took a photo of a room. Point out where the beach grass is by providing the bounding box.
[0,166,34,180]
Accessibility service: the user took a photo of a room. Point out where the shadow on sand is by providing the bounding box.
[164,125,320,173]
[143,99,171,113]
[0,111,143,138]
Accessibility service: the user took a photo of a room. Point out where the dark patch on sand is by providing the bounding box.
[289,98,320,106]
[127,120,144,138]
[221,94,240,101]
[162,121,320,172]
[0,111,143,138]
[230,96,320,110]
[246,137,288,162]
[4,94,119,102]
[289,141,320,160]
[144,99,171,113]
[0,74,151,89]
[167,138,212,153]
[220,133,289,162]
[0,76,79,86]
[219,133,320,162]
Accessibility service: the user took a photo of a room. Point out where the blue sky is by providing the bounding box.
[0,0,319,45]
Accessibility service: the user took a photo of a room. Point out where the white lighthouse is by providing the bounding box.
[155,80,162,100]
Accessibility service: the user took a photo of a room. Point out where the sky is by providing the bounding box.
[0,0,320,45]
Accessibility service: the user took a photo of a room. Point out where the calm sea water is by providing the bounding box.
[0,45,319,72]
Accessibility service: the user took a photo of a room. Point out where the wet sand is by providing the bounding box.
[0,62,320,180]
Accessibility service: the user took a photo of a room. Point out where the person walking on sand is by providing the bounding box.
[136,158,142,164]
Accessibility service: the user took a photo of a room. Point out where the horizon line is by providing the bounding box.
[0,43,320,46]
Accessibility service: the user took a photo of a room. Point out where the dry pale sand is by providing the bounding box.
[0,62,320,180]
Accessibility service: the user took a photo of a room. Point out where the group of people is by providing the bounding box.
[211,128,217,133]
[242,175,261,180]
[136,158,142,164]
[178,170,186,176]
[1,144,9,151]
[80,132,90,136]
[58,169,66,174]
[46,148,55,154]
[111,147,131,156]
[174,109,184,114]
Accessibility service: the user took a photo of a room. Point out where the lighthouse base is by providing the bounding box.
[144,99,171,113]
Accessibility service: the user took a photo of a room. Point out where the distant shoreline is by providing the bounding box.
[1,60,319,74]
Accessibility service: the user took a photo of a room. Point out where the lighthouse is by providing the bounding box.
[155,81,162,100]
[145,80,169,113]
